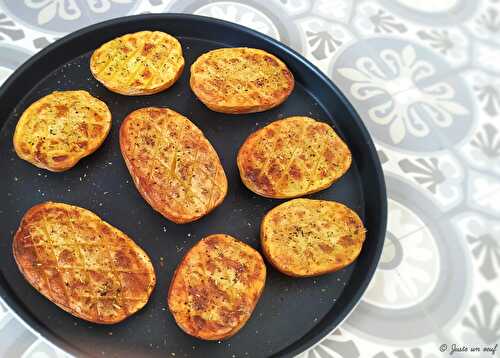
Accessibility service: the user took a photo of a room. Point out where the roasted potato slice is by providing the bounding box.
[237,117,351,198]
[12,202,156,324]
[120,107,228,224]
[168,234,266,340]
[190,47,294,114]
[261,199,366,277]
[90,31,184,95]
[13,90,111,172]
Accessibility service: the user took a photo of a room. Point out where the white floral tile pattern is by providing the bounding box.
[332,40,473,150]
[296,16,355,72]
[0,0,498,357]
[353,1,472,69]
[194,2,281,40]
[465,0,500,43]
[311,0,353,23]
[364,201,441,310]
[354,2,410,36]
[0,0,139,34]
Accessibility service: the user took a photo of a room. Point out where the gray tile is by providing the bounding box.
[0,12,24,41]
[166,0,306,52]
[297,329,362,358]
[450,211,500,282]
[390,149,465,213]
[340,0,474,77]
[0,0,138,35]
[296,15,357,74]
[0,43,33,86]
[337,173,458,343]
[0,317,37,357]
[435,70,500,176]
[23,339,71,358]
[330,56,460,152]
[464,170,500,218]
[378,0,478,26]
[463,0,500,45]
[461,290,500,345]
[461,70,500,118]
[456,119,500,177]
[311,0,354,24]
[327,8,474,151]
[436,211,500,346]
[350,207,485,348]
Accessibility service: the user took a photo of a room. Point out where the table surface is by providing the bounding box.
[0,0,499,357]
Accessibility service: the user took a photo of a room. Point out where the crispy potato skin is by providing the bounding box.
[13,90,111,172]
[237,117,351,199]
[261,199,366,277]
[90,31,184,96]
[12,202,156,324]
[190,47,294,114]
[168,234,266,340]
[119,107,228,224]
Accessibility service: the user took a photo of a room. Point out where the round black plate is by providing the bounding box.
[0,14,386,358]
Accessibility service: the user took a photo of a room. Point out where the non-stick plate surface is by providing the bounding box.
[0,14,386,358]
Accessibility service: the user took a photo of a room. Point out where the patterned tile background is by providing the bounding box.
[0,0,499,357]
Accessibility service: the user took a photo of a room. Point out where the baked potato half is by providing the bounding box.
[190,47,294,114]
[261,199,365,277]
[120,107,228,224]
[12,202,156,324]
[13,90,111,172]
[237,117,351,198]
[168,234,266,340]
[90,31,184,95]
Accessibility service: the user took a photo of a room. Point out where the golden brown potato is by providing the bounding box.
[13,90,111,172]
[237,117,351,199]
[90,31,184,95]
[168,234,266,340]
[120,107,228,224]
[12,202,156,324]
[261,199,366,277]
[190,47,294,114]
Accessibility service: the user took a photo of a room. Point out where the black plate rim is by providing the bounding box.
[0,13,387,358]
